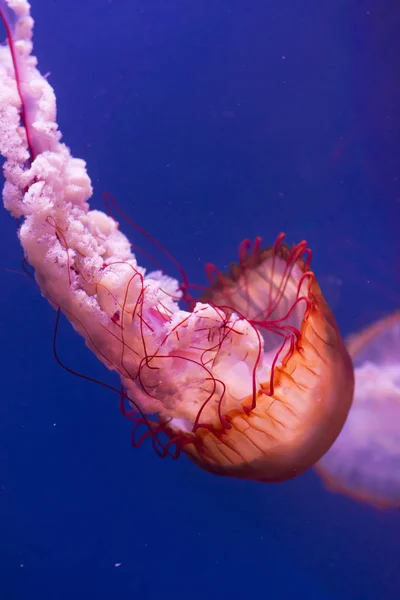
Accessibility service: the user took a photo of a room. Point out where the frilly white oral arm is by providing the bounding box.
[0,0,271,430]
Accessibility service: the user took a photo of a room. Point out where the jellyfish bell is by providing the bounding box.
[153,236,354,482]
[316,311,400,508]
[0,0,354,484]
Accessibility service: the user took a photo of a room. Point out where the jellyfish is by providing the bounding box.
[0,0,354,482]
[316,311,400,508]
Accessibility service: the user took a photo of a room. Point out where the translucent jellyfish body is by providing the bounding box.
[0,0,354,483]
[316,312,400,508]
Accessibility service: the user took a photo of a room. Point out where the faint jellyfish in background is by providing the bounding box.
[316,311,400,509]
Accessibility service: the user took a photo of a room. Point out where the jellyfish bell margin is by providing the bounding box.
[0,0,354,484]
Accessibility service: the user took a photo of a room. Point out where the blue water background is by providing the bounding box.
[0,1,399,598]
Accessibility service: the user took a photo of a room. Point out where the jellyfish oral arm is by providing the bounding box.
[0,0,266,431]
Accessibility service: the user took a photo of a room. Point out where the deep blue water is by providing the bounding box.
[0,1,399,598]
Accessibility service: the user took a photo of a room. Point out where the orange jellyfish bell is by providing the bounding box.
[156,235,355,482]
[316,311,400,507]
